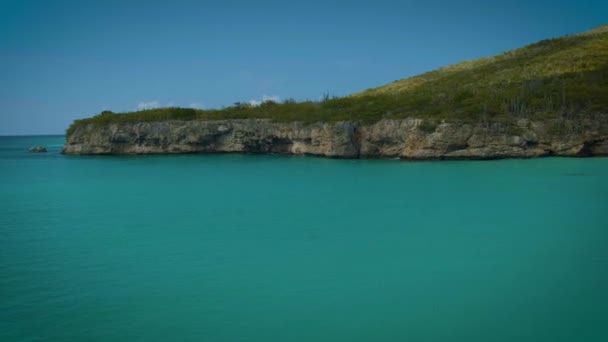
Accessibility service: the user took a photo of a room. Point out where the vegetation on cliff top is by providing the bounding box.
[67,24,608,136]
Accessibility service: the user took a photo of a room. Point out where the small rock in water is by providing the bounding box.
[29,146,48,153]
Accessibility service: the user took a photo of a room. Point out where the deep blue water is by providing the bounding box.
[1,135,608,341]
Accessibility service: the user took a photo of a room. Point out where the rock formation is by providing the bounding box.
[29,146,48,153]
[62,116,608,159]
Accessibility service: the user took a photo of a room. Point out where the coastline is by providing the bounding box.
[62,117,608,160]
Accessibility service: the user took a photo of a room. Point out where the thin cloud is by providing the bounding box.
[248,99,262,106]
[137,101,160,110]
[248,94,280,107]
[189,102,204,109]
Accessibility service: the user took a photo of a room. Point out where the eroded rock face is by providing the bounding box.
[62,116,608,159]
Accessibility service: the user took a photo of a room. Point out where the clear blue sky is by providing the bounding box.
[1,0,606,135]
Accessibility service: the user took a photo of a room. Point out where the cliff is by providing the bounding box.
[63,116,608,159]
[63,25,608,159]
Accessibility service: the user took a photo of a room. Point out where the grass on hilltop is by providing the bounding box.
[67,24,608,136]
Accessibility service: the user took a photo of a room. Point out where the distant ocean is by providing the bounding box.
[2,135,608,341]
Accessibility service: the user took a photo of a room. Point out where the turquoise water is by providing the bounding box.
[1,135,608,341]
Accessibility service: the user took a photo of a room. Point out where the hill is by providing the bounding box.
[354,24,608,120]
[67,25,608,138]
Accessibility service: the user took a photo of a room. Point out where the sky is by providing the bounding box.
[1,0,606,135]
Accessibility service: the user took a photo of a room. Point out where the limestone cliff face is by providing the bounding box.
[63,116,608,159]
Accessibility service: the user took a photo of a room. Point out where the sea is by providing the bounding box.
[1,135,607,341]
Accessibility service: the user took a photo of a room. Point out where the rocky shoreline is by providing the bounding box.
[62,117,608,159]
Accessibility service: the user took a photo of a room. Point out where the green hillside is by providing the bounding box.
[67,24,608,135]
